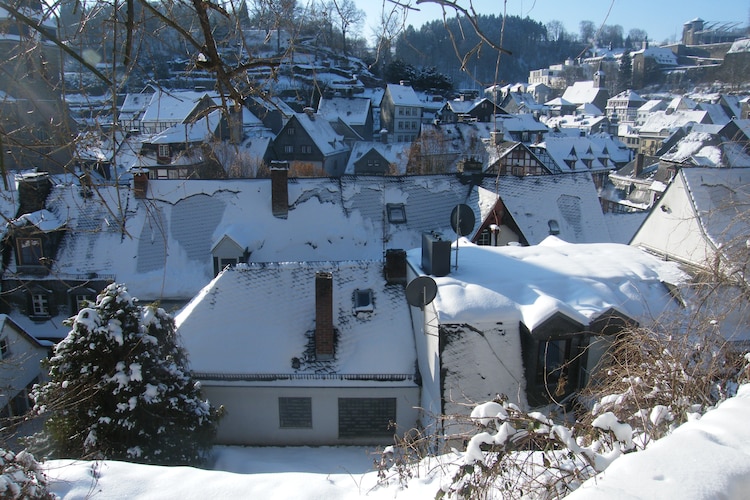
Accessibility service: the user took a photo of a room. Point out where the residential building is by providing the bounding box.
[379,83,423,143]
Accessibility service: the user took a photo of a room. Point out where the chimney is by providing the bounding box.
[633,153,644,177]
[303,107,315,120]
[315,271,335,360]
[132,169,149,199]
[384,249,407,284]
[380,129,388,144]
[270,161,289,219]
[16,172,52,217]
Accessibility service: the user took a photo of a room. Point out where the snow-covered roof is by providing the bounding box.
[10,209,64,232]
[344,141,411,174]
[140,90,216,125]
[317,97,371,127]
[291,112,349,156]
[385,83,422,107]
[144,110,222,144]
[561,82,605,106]
[176,260,416,378]
[683,168,750,255]
[638,99,666,113]
[24,176,489,302]
[483,172,612,244]
[727,38,750,54]
[632,46,678,66]
[407,237,685,330]
[608,90,646,104]
[638,110,710,135]
[535,135,618,172]
[661,131,722,166]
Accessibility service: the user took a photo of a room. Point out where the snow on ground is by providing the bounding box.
[42,384,750,499]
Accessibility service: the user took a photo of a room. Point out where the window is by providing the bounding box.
[537,338,571,386]
[31,294,49,317]
[154,169,169,179]
[157,144,170,158]
[284,145,294,154]
[287,127,296,135]
[338,398,396,438]
[386,203,406,223]
[220,258,237,269]
[16,238,43,266]
[279,397,312,428]
[477,228,491,246]
[74,294,92,312]
[0,338,8,359]
[301,145,313,154]
[353,289,373,313]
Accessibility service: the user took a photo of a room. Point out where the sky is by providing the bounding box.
[353,0,749,44]
[38,382,750,499]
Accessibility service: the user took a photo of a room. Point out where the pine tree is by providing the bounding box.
[617,50,633,93]
[29,283,220,465]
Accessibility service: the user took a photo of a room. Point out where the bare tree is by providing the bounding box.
[330,0,365,58]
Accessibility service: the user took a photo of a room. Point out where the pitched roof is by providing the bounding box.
[482,172,612,244]
[140,90,216,125]
[21,176,487,302]
[344,142,411,174]
[385,83,422,107]
[175,260,416,378]
[291,113,349,156]
[317,97,371,127]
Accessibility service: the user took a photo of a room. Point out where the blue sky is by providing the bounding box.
[354,0,748,44]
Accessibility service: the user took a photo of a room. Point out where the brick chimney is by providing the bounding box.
[315,271,334,360]
[270,161,289,219]
[132,169,149,199]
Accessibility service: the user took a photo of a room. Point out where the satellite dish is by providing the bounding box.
[405,276,438,308]
[451,204,476,237]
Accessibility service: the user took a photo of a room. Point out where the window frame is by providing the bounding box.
[16,237,44,266]
[386,203,407,224]
[31,293,50,317]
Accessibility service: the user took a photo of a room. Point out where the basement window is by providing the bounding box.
[386,203,406,224]
[353,289,373,313]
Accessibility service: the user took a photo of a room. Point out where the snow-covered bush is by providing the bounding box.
[28,283,220,465]
[0,448,54,499]
[430,399,635,500]
[577,322,747,448]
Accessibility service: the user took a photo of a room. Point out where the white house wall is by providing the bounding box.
[407,265,442,433]
[0,322,47,412]
[203,384,420,446]
[631,174,713,267]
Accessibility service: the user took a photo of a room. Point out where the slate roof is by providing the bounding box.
[10,176,489,303]
[483,172,612,244]
[140,90,215,125]
[682,168,750,255]
[385,83,422,107]
[175,260,416,380]
[317,97,371,127]
[344,142,411,174]
[292,113,349,156]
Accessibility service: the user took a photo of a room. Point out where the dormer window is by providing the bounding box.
[31,294,50,317]
[16,237,43,266]
[386,203,406,224]
[157,144,170,159]
[353,289,373,313]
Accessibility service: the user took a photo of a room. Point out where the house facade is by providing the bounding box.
[405,238,684,435]
[271,112,350,176]
[0,315,48,422]
[380,83,423,143]
[176,261,419,445]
